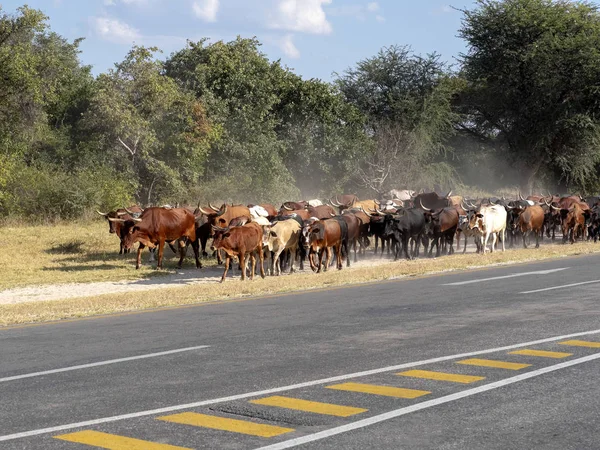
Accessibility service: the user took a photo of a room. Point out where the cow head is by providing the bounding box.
[122,223,153,250]
[210,225,230,250]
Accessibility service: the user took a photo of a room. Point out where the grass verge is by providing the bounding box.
[2,241,599,327]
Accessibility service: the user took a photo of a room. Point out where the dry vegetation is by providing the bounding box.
[1,227,599,326]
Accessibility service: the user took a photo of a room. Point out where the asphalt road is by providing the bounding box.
[1,253,600,449]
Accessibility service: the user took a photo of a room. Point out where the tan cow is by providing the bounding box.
[262,219,301,275]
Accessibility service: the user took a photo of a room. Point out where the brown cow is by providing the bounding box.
[97,205,143,254]
[307,218,348,272]
[342,208,371,255]
[306,204,336,220]
[211,222,265,282]
[122,207,201,270]
[329,194,359,210]
[338,212,361,263]
[518,205,545,248]
[280,201,308,214]
[553,203,586,244]
[281,209,312,221]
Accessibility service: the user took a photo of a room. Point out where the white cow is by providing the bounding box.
[307,199,323,207]
[384,189,415,201]
[262,219,301,275]
[468,204,507,253]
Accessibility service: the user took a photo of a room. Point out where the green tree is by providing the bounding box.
[336,46,459,194]
[81,46,215,204]
[458,0,600,192]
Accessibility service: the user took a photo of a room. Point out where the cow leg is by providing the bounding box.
[177,240,186,269]
[190,239,202,268]
[168,241,178,254]
[336,244,343,270]
[156,240,166,269]
[135,243,145,269]
[220,255,231,282]
[324,247,332,272]
[535,230,540,248]
[249,252,256,280]
[316,248,324,273]
[239,251,247,281]
[289,246,296,274]
[273,249,284,276]
[258,245,265,279]
[353,238,358,263]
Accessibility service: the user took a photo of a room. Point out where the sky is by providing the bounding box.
[3,0,472,80]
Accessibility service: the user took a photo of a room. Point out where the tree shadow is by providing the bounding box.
[45,241,86,255]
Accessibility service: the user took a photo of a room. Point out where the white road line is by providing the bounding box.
[0,345,210,384]
[1,329,600,442]
[255,352,600,450]
[443,267,568,286]
[520,279,600,294]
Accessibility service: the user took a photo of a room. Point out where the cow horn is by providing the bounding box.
[419,199,432,211]
[116,211,128,216]
[360,206,371,216]
[550,204,561,211]
[283,204,293,211]
[96,210,108,216]
[208,201,219,212]
[107,217,126,222]
[335,195,343,206]
[132,217,142,223]
[198,206,213,215]
[446,190,452,198]
[124,207,137,215]
[211,225,228,232]
[518,192,525,200]
[489,199,496,206]
[543,199,552,207]
[330,212,335,217]
[215,204,227,217]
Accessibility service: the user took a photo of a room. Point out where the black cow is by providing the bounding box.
[382,208,426,260]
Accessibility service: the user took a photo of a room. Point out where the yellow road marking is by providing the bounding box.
[53,430,191,450]
[509,349,572,359]
[326,382,430,399]
[457,358,531,370]
[396,369,485,384]
[157,412,294,438]
[559,340,600,348]
[250,396,367,417]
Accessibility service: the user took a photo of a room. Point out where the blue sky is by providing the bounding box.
[4,0,471,80]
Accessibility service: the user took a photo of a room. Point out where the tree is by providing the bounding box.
[336,46,459,194]
[81,46,215,204]
[458,0,600,193]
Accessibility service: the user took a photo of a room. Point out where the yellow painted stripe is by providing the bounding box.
[54,430,191,450]
[157,412,294,438]
[396,369,485,384]
[559,340,600,348]
[250,396,367,417]
[457,358,531,370]
[510,349,572,359]
[326,382,430,399]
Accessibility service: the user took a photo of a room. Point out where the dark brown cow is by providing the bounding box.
[280,201,308,213]
[413,191,452,210]
[342,208,371,255]
[553,203,586,244]
[329,194,359,210]
[337,213,361,264]
[307,218,347,272]
[518,205,545,248]
[280,209,312,221]
[122,207,201,270]
[97,205,143,254]
[211,222,265,282]
[306,204,336,220]
[420,203,459,257]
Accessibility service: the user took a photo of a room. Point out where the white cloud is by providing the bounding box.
[269,0,332,35]
[92,17,141,44]
[279,34,300,58]
[376,15,385,22]
[192,0,219,22]
[366,2,379,12]
[105,0,149,5]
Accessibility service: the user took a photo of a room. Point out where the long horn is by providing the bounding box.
[330,213,335,217]
[543,199,552,207]
[335,195,342,206]
[518,192,525,200]
[446,190,452,198]
[124,207,136,215]
[360,206,371,216]
[283,204,293,211]
[215,204,227,217]
[489,199,496,206]
[198,206,213,215]
[132,217,142,223]
[419,199,432,212]
[107,217,126,222]
[116,211,128,216]
[208,201,219,212]
[550,204,561,211]
[96,210,108,216]
[211,225,228,232]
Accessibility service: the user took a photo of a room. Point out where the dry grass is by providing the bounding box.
[0,221,203,290]
[2,241,599,327]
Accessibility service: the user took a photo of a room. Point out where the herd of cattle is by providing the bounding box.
[96,190,600,282]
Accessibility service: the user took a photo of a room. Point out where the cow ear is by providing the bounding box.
[270,230,277,237]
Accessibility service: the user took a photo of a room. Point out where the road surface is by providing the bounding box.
[1,253,600,449]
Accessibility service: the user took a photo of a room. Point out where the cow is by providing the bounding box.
[306,218,348,272]
[420,202,459,257]
[211,222,265,282]
[280,201,308,213]
[305,204,336,220]
[262,219,301,275]
[457,213,483,254]
[342,208,371,255]
[468,204,507,253]
[97,205,143,254]
[383,189,415,201]
[382,208,426,260]
[518,205,545,248]
[122,207,201,270]
[336,212,361,264]
[197,203,251,263]
[280,208,312,221]
[412,191,452,210]
[307,199,323,207]
[552,202,586,244]
[329,194,359,210]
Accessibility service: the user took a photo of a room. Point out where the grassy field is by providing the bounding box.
[0,221,188,290]
[1,230,599,326]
